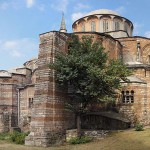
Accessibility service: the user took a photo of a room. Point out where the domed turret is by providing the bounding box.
[72,9,133,38]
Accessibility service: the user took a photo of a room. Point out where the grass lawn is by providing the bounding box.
[0,128,150,150]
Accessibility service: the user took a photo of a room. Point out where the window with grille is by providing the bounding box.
[122,90,134,103]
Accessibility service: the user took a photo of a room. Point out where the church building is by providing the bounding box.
[0,9,150,146]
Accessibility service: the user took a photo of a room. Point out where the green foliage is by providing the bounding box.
[0,132,10,140]
[0,131,29,144]
[68,136,92,144]
[10,131,29,144]
[135,123,144,131]
[50,35,131,115]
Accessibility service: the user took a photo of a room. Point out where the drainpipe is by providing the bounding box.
[17,88,20,126]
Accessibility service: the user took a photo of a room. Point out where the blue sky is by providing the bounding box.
[0,0,150,69]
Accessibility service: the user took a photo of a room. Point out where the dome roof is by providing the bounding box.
[84,9,120,17]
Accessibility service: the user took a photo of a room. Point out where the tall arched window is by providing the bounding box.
[103,19,109,32]
[81,23,85,32]
[115,21,120,30]
[91,21,96,31]
[124,22,128,32]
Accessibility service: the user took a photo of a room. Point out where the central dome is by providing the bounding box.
[84,9,120,17]
[72,9,133,38]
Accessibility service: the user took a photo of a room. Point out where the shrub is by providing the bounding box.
[135,123,144,131]
[10,131,29,144]
[68,136,92,144]
[0,132,10,140]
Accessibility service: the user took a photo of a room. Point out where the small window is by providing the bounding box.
[122,91,125,103]
[81,23,85,32]
[29,98,33,108]
[115,21,120,30]
[103,19,109,32]
[91,21,96,32]
[131,90,134,103]
[28,117,31,122]
[122,90,134,104]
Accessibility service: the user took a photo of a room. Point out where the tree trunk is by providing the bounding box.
[77,115,81,138]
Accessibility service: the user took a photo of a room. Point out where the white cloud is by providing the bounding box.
[51,0,69,12]
[0,38,38,58]
[74,3,89,10]
[26,0,35,8]
[71,12,86,22]
[144,31,150,38]
[133,23,143,35]
[115,6,126,14]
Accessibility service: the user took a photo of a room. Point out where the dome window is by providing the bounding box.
[81,23,85,32]
[91,21,96,32]
[115,21,120,30]
[103,19,109,32]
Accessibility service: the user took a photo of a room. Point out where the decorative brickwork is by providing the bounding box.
[25,32,74,147]
[1,8,150,147]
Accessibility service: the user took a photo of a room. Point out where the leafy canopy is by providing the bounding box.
[50,35,131,114]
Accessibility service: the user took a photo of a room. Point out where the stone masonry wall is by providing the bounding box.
[75,32,122,60]
[19,85,34,132]
[0,112,10,132]
[25,31,75,147]
[0,83,18,131]
[119,82,149,126]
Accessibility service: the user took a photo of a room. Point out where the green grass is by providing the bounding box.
[0,128,150,150]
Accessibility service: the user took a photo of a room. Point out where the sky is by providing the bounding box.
[0,0,150,70]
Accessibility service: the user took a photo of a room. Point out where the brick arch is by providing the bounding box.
[142,43,150,51]
[142,43,150,64]
[78,18,86,25]
[87,15,99,21]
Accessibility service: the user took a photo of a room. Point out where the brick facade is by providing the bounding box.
[25,32,74,147]
[0,8,150,147]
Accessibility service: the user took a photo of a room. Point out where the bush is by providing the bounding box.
[10,131,29,144]
[68,136,92,144]
[135,123,144,131]
[0,132,10,140]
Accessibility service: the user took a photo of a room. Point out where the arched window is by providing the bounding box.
[126,91,130,103]
[103,19,109,32]
[122,91,125,103]
[91,21,96,31]
[115,21,120,30]
[81,23,85,32]
[122,90,134,104]
[124,22,128,32]
[131,90,134,103]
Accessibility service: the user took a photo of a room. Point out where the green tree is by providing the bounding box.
[50,35,131,137]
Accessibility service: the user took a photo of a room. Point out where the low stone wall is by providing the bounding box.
[66,129,108,141]
[66,129,78,141]
[84,130,108,139]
